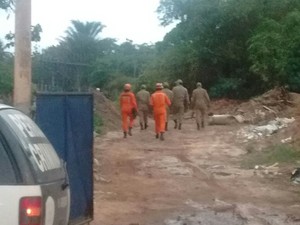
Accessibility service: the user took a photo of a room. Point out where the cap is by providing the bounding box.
[176,79,183,84]
[163,82,169,88]
[141,84,146,89]
[124,83,131,91]
[197,82,202,87]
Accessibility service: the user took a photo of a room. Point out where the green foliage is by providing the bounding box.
[241,144,300,169]
[209,77,244,99]
[0,0,13,10]
[5,24,43,48]
[154,0,300,96]
[32,1,300,99]
[248,10,300,89]
[94,113,103,134]
[33,21,156,95]
[0,62,13,95]
[248,19,286,84]
[0,40,13,95]
[104,74,136,100]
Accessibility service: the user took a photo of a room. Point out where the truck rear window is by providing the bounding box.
[0,109,65,183]
[0,138,17,184]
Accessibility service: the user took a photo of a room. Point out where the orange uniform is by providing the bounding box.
[119,91,137,133]
[150,90,171,134]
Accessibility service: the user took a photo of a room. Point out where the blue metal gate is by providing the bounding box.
[35,93,93,225]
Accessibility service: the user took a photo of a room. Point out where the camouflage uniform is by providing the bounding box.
[162,82,173,131]
[191,82,210,130]
[172,80,189,130]
[136,85,150,130]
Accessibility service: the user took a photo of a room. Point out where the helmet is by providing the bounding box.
[163,82,169,88]
[141,84,146,89]
[197,82,202,87]
[156,83,163,90]
[124,83,131,91]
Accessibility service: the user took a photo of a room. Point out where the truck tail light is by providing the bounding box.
[19,197,42,225]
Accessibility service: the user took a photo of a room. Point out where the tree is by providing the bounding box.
[154,0,300,98]
[248,10,300,90]
[0,0,13,10]
[0,40,13,95]
[33,20,106,92]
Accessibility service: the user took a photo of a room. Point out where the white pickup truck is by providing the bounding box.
[0,104,70,225]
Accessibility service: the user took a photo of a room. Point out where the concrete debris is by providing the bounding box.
[94,174,100,181]
[276,117,296,124]
[208,114,239,125]
[281,137,292,143]
[93,131,99,137]
[211,165,226,170]
[98,176,111,183]
[94,158,100,166]
[233,114,246,123]
[237,117,295,140]
[262,105,277,115]
[254,163,280,176]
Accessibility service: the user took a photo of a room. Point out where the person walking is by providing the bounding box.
[162,82,173,131]
[150,83,171,141]
[136,84,150,130]
[172,79,189,130]
[191,82,210,130]
[119,83,137,138]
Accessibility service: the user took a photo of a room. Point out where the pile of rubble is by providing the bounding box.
[209,87,300,126]
[237,117,295,141]
[253,163,281,177]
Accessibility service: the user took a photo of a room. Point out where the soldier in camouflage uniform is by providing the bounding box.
[171,79,189,130]
[136,84,150,130]
[162,82,173,131]
[191,82,210,130]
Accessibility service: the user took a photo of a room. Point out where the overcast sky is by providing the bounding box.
[0,0,175,49]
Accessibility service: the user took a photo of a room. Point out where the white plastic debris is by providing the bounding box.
[281,137,292,143]
[237,117,295,140]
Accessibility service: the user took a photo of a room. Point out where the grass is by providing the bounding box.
[241,144,300,169]
[94,113,103,134]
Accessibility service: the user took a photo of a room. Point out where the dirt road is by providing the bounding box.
[92,118,300,225]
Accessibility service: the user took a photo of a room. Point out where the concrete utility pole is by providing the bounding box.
[14,0,32,115]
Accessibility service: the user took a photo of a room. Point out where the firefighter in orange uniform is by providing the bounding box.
[150,83,171,141]
[119,83,137,138]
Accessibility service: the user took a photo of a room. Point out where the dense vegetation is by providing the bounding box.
[1,0,300,100]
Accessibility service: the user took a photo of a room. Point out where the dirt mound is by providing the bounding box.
[93,91,120,133]
[210,99,242,115]
[211,88,300,124]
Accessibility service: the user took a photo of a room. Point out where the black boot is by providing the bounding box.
[144,123,148,130]
[197,123,200,130]
[160,132,165,141]
[178,123,182,130]
[165,122,168,131]
[201,121,205,128]
[128,127,132,136]
[155,133,159,139]
[174,120,178,129]
[123,132,127,138]
[140,123,144,130]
